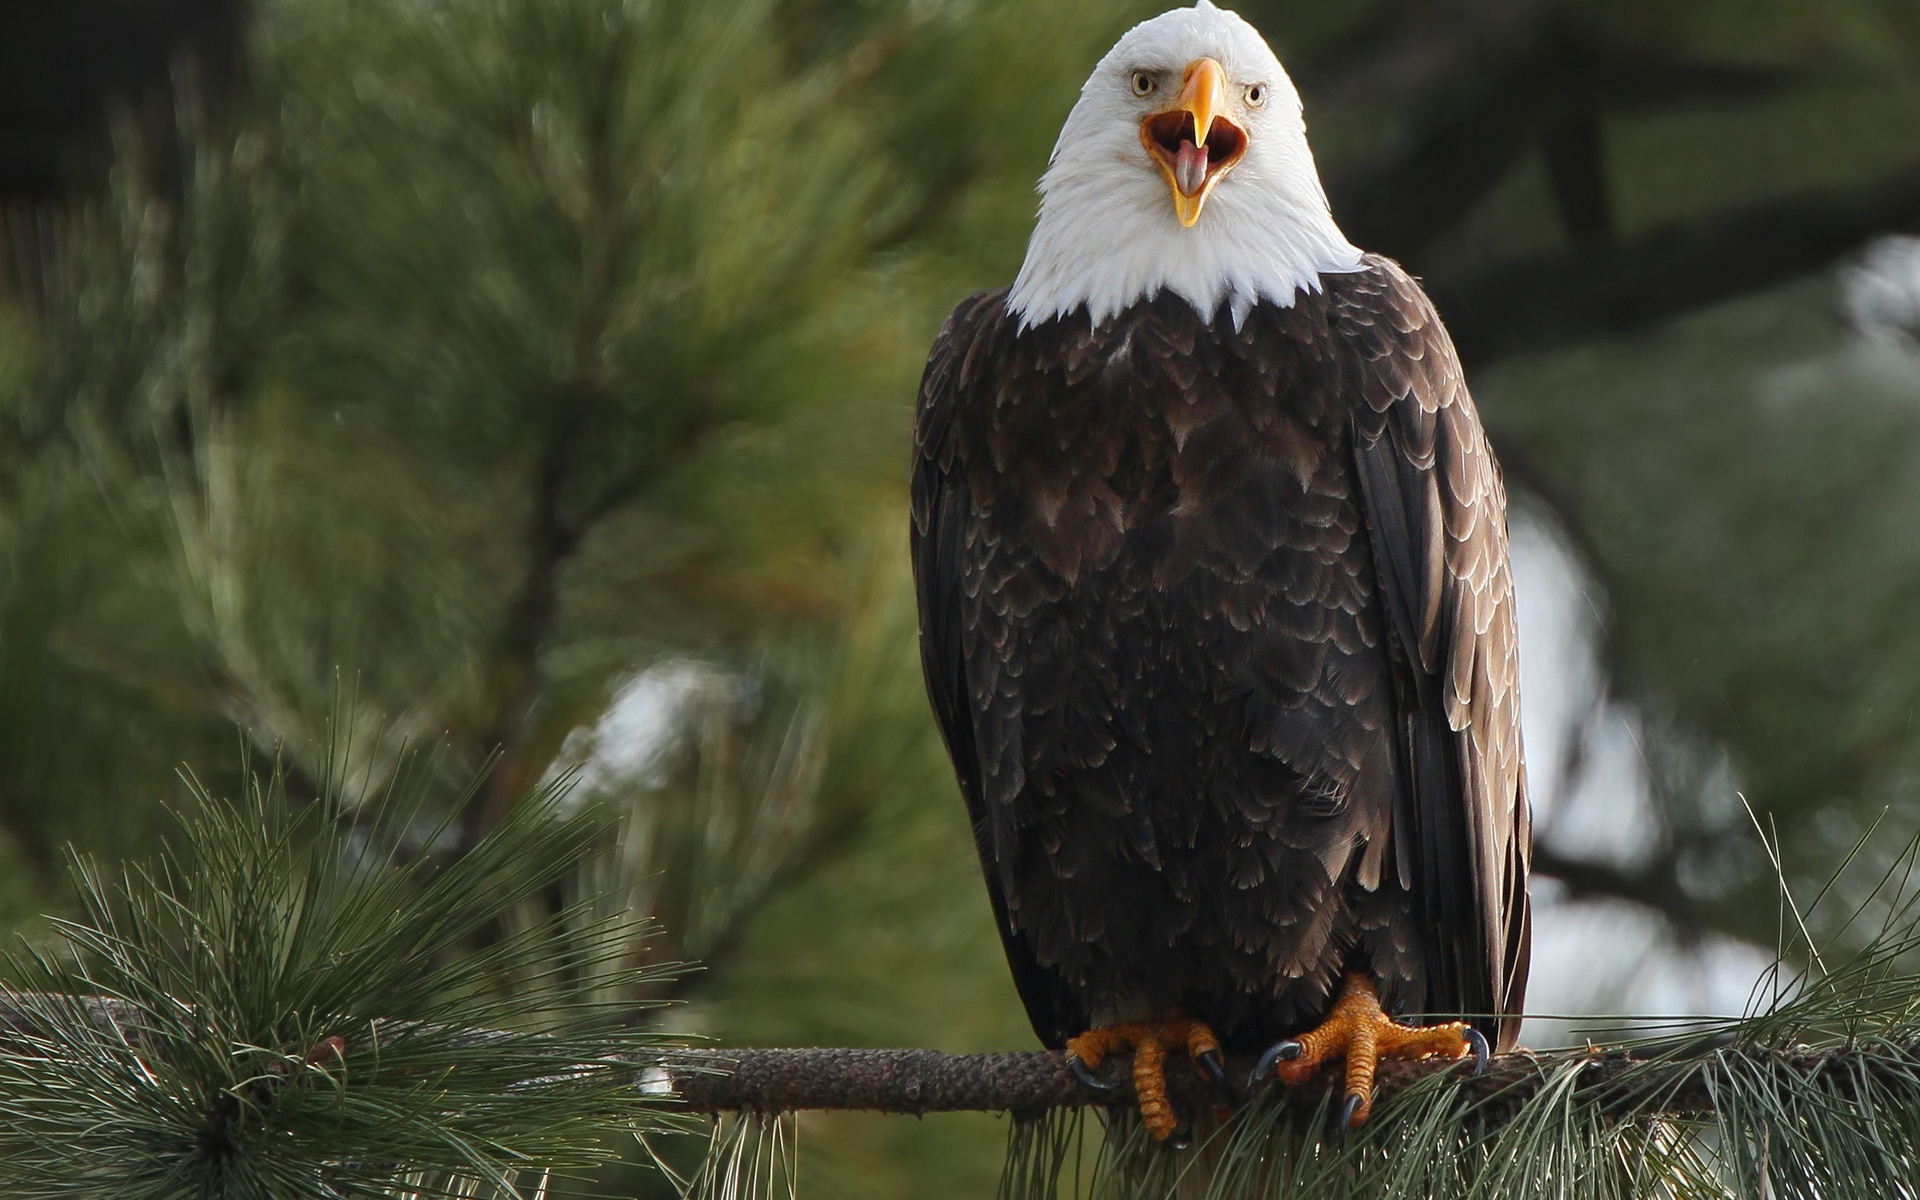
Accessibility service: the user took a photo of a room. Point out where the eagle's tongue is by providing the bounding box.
[1174,139,1209,197]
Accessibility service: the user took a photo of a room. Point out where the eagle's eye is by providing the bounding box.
[1130,70,1156,97]
[1245,82,1268,108]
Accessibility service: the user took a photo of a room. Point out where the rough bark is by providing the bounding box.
[655,1045,1579,1119]
[655,1039,1919,1123]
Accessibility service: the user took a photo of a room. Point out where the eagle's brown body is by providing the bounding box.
[911,256,1530,1055]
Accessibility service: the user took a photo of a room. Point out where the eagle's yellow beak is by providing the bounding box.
[1140,58,1247,228]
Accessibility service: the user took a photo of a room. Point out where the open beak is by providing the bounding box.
[1140,58,1248,227]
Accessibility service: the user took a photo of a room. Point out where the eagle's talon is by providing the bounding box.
[1261,974,1488,1135]
[1066,1053,1115,1093]
[1067,1018,1222,1140]
[1248,1040,1296,1091]
[1196,1047,1236,1104]
[1465,1028,1490,1076]
[1338,1092,1364,1137]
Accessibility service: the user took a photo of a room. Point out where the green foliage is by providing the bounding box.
[280,0,882,465]
[0,759,680,1198]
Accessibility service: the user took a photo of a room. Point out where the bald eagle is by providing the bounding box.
[911,1,1530,1140]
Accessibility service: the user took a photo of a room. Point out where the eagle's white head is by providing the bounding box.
[1007,1,1363,331]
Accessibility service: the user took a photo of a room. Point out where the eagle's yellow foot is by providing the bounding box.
[1251,973,1488,1130]
[1064,1017,1227,1142]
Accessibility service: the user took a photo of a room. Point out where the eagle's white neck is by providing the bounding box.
[1007,162,1362,331]
[1006,3,1364,331]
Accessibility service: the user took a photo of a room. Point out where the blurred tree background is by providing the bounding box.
[4,0,1920,1195]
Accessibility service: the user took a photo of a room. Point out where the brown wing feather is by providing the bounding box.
[911,289,1087,1049]
[1341,257,1532,1050]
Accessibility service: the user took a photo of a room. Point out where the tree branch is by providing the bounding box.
[622,1039,1900,1124]
[1428,159,1920,367]
[656,1046,1522,1119]
[1531,845,1707,937]
[1318,16,1803,263]
[0,993,1707,1121]
[9,991,1917,1131]
[463,392,586,851]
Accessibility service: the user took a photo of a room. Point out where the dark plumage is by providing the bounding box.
[911,255,1531,1056]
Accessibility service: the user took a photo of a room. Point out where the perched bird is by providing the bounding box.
[910,0,1531,1140]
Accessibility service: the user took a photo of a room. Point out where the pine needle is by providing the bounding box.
[0,756,685,1199]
